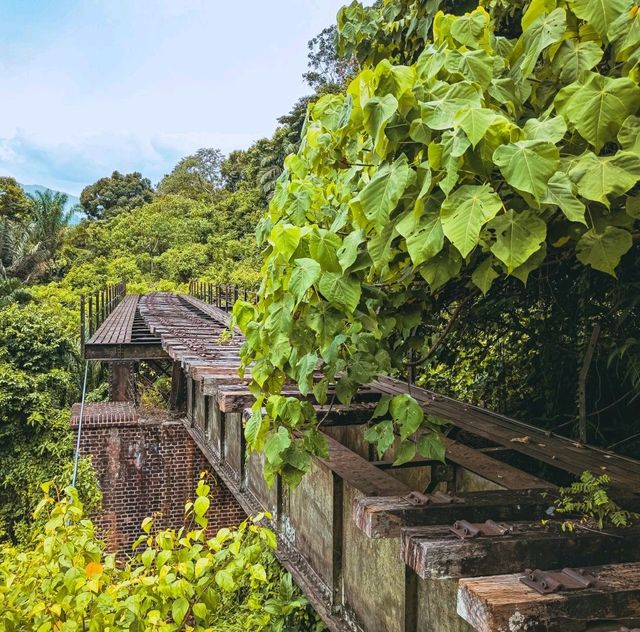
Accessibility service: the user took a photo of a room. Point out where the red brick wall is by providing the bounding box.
[70,402,246,552]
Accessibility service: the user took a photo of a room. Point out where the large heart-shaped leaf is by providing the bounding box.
[493,140,559,202]
[543,172,586,224]
[556,72,640,152]
[352,156,412,227]
[568,0,632,42]
[289,258,321,301]
[318,272,361,313]
[489,209,547,273]
[514,8,566,77]
[363,94,398,157]
[441,184,503,257]
[454,107,498,147]
[570,151,640,208]
[550,39,603,84]
[576,226,633,276]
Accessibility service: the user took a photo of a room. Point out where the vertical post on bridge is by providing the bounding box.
[80,294,85,354]
[88,292,93,337]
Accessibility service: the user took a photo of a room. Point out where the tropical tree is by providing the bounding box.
[80,171,154,220]
[158,148,225,202]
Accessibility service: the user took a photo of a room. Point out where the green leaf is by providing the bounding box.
[193,602,207,620]
[364,420,395,458]
[338,229,365,271]
[393,441,417,466]
[489,209,547,273]
[264,426,292,467]
[289,258,321,301]
[493,140,559,202]
[567,0,632,42]
[576,226,633,276]
[420,248,462,291]
[450,8,489,47]
[309,229,342,272]
[318,272,361,313]
[390,393,424,440]
[550,39,604,84]
[404,212,445,266]
[215,568,236,591]
[296,352,318,396]
[172,598,189,625]
[270,224,301,261]
[472,257,499,295]
[511,243,547,284]
[543,172,586,224]
[416,432,445,462]
[454,107,498,147]
[523,117,567,144]
[363,94,398,157]
[570,151,640,208]
[445,49,494,88]
[352,156,412,226]
[556,73,640,152]
[420,82,482,131]
[441,184,503,257]
[618,115,640,152]
[194,495,210,518]
[515,8,566,77]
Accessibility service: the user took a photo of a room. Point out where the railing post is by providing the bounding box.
[234,286,239,304]
[80,294,85,352]
[88,292,93,337]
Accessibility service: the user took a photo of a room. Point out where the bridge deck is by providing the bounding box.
[84,294,166,360]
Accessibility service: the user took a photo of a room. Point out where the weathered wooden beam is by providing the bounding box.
[320,432,410,497]
[374,376,640,494]
[457,562,640,632]
[353,489,554,538]
[402,522,640,579]
[444,437,554,490]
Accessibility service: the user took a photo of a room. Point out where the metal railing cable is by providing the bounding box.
[71,361,90,487]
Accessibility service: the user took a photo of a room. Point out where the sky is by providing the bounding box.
[0,0,350,195]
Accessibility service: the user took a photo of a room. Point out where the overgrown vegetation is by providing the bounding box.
[552,471,640,530]
[234,0,640,485]
[0,478,324,631]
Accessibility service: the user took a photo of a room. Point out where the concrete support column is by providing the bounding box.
[110,362,132,402]
[170,361,186,411]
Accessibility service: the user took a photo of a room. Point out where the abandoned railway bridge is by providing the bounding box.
[71,283,640,632]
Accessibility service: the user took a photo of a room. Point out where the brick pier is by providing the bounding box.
[70,402,245,552]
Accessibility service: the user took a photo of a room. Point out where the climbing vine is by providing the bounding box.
[235,0,640,486]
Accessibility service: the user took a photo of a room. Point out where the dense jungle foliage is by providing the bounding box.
[234,0,640,485]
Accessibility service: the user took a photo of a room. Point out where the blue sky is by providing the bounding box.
[0,0,350,195]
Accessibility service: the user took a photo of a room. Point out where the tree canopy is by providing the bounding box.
[80,171,154,220]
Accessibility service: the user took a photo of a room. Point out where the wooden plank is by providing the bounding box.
[402,522,640,579]
[353,489,555,539]
[319,432,410,497]
[444,438,553,490]
[374,376,640,493]
[457,562,640,632]
[86,294,139,346]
